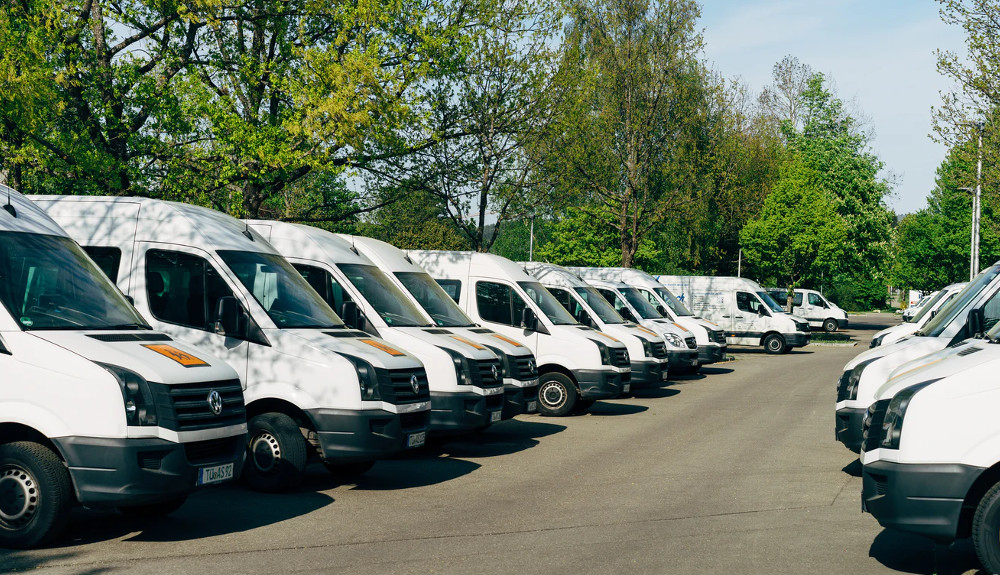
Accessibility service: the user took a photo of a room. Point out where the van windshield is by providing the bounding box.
[909,289,948,324]
[518,282,577,325]
[920,265,1000,338]
[0,232,150,330]
[756,291,786,313]
[654,287,693,316]
[218,250,343,329]
[621,287,663,319]
[574,286,625,324]
[338,264,431,327]
[394,271,474,327]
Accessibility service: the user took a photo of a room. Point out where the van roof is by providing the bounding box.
[520,262,589,289]
[246,220,375,267]
[569,266,660,285]
[337,235,425,274]
[407,250,533,282]
[0,186,69,237]
[32,195,275,254]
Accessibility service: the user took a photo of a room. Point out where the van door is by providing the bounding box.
[472,280,539,351]
[732,291,764,345]
[137,244,251,383]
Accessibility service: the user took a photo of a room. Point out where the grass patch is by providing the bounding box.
[810,332,853,343]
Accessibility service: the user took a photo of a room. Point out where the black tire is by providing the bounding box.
[118,497,186,519]
[242,413,308,493]
[323,460,375,479]
[573,399,597,413]
[536,373,578,417]
[763,333,786,355]
[0,441,72,549]
[823,318,839,332]
[973,482,1000,573]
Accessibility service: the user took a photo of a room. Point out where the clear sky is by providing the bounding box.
[699,0,967,215]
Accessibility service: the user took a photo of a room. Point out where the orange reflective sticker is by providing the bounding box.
[637,326,658,337]
[593,331,621,343]
[450,335,485,350]
[142,344,209,367]
[672,323,686,331]
[490,333,524,347]
[359,339,405,356]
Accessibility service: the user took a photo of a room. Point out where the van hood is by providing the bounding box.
[277,328,425,370]
[27,330,238,384]
[876,339,999,401]
[391,326,501,361]
[844,333,929,371]
[552,324,628,349]
[449,327,534,359]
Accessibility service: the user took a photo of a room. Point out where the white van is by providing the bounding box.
[407,251,632,416]
[0,188,246,548]
[765,288,848,332]
[578,278,700,374]
[869,283,966,348]
[246,222,506,432]
[34,197,431,493]
[657,275,811,354]
[569,267,728,366]
[343,235,538,418]
[522,262,670,388]
[834,263,1000,453]
[901,292,932,322]
[859,330,1000,572]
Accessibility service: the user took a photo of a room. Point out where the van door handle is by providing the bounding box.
[734,315,744,319]
[722,315,731,318]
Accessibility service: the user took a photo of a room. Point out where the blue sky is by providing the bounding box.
[699,0,967,214]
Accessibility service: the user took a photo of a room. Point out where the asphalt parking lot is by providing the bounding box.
[2,313,989,575]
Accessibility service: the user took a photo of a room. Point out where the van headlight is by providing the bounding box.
[98,363,157,426]
[880,379,939,450]
[593,340,612,365]
[443,348,472,385]
[870,334,885,348]
[663,333,684,348]
[640,339,652,357]
[344,356,381,401]
[845,358,877,401]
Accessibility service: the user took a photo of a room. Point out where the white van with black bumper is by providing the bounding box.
[0,188,246,548]
[869,283,966,348]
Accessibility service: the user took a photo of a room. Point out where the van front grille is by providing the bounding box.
[149,379,246,432]
[649,342,668,359]
[184,436,242,465]
[684,337,697,349]
[611,348,630,368]
[469,358,504,390]
[375,368,430,405]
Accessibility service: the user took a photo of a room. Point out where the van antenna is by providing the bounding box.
[350,236,359,255]
[242,218,253,241]
[2,187,15,218]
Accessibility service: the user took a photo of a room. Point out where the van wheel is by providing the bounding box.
[537,373,577,417]
[973,482,1000,573]
[118,497,186,519]
[823,318,839,332]
[763,333,786,354]
[323,460,375,479]
[243,413,308,493]
[0,442,72,549]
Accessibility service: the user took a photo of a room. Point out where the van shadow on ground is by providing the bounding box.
[630,384,681,399]
[583,401,649,417]
[869,530,983,574]
[44,484,334,548]
[1,549,103,574]
[842,459,862,477]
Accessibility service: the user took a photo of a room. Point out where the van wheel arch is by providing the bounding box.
[760,332,786,354]
[0,424,64,463]
[536,364,579,390]
[244,398,316,456]
[958,463,1000,539]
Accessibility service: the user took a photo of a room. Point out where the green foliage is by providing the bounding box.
[356,182,470,250]
[535,206,661,267]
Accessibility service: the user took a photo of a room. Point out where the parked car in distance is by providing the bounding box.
[765,288,848,332]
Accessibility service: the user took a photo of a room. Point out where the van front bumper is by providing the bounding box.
[668,349,699,369]
[502,381,539,419]
[862,460,983,542]
[307,407,430,462]
[576,369,630,399]
[835,407,865,453]
[53,433,246,507]
[429,390,503,433]
[698,344,727,365]
[630,359,667,388]
[786,332,811,347]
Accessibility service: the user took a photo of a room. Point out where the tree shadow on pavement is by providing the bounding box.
[869,530,982,574]
[47,485,334,546]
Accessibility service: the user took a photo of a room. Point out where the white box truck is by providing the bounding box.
[656,275,811,354]
[408,251,632,416]
[34,197,431,492]
[522,262,670,388]
[0,188,246,548]
[247,222,506,432]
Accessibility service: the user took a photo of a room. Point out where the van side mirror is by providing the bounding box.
[341,301,362,330]
[620,307,636,322]
[656,304,668,316]
[930,310,938,319]
[214,296,245,338]
[124,295,135,306]
[758,307,769,316]
[521,307,538,331]
[969,307,985,336]
[575,308,594,327]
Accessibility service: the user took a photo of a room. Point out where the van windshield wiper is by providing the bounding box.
[98,323,152,330]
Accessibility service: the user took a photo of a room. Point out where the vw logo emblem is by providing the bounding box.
[410,375,420,394]
[491,364,500,381]
[207,390,223,415]
[623,351,629,363]
[527,359,535,374]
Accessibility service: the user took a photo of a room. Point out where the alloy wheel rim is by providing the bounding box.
[251,432,282,473]
[0,465,39,528]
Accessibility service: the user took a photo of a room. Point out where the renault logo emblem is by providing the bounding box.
[410,375,420,394]
[207,390,223,415]
[491,364,500,381]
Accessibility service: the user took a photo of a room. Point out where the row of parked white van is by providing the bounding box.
[0,187,817,549]
[833,271,1000,572]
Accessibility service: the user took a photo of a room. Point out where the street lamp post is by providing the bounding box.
[971,122,984,280]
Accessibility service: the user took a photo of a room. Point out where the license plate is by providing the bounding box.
[527,401,537,412]
[196,463,234,486]
[490,410,502,423]
[623,383,631,393]
[407,431,426,448]
[662,371,669,381]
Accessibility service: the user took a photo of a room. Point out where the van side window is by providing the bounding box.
[808,293,824,307]
[548,287,583,317]
[981,289,1000,332]
[476,281,526,326]
[292,264,354,314]
[146,250,237,331]
[641,290,658,307]
[736,291,761,314]
[436,279,462,302]
[793,293,803,306]
[596,288,626,313]
[83,246,122,282]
